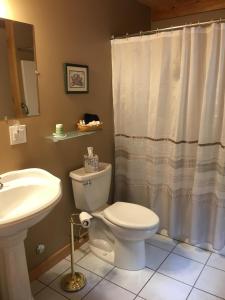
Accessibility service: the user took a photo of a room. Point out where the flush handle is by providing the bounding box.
[83,180,92,186]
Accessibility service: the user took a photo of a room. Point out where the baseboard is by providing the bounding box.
[29,235,88,282]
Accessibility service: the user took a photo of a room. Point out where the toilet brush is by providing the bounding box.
[61,214,86,292]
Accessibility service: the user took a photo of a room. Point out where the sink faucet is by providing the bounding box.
[0,178,3,189]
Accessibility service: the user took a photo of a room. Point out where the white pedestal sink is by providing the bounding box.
[0,168,62,300]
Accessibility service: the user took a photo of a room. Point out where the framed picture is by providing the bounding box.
[64,63,89,93]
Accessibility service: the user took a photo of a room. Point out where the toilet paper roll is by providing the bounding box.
[79,212,93,228]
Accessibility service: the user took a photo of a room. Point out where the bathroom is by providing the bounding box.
[0,0,225,299]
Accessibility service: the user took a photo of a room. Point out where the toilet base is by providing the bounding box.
[89,238,146,271]
[90,243,114,265]
[114,237,145,270]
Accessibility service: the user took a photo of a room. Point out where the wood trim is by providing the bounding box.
[29,236,88,282]
[4,20,23,117]
[139,0,225,21]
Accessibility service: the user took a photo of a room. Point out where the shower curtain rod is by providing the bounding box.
[111,18,225,40]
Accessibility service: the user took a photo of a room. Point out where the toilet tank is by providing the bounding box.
[70,163,112,211]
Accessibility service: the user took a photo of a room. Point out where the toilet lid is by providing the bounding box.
[103,202,159,230]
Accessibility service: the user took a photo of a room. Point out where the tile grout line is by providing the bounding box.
[134,296,145,300]
[149,238,225,280]
[50,262,111,299]
[34,249,90,298]
[148,237,210,263]
[35,236,225,300]
[144,241,225,300]
[136,240,176,297]
[155,233,225,258]
[36,240,134,298]
[41,265,73,300]
[153,234,225,267]
[48,285,70,300]
[169,251,209,265]
[149,235,225,299]
[49,272,102,300]
[139,240,210,296]
[75,260,115,278]
[64,247,91,263]
[37,250,90,291]
[103,277,137,296]
[147,239,178,252]
[155,270,193,288]
[32,284,47,297]
[81,278,105,299]
[147,236,224,299]
[191,250,225,300]
[205,263,225,274]
[186,250,213,299]
[156,233,214,253]
[81,266,116,299]
[193,287,225,300]
[168,236,212,263]
[70,251,90,264]
[38,265,71,287]
[67,240,176,297]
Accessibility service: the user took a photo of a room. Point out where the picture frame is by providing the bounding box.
[64,63,89,94]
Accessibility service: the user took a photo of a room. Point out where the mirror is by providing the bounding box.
[0,18,39,120]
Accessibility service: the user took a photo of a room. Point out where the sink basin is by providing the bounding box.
[0,168,62,300]
[0,168,61,236]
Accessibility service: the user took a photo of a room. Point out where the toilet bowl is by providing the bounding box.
[70,163,159,270]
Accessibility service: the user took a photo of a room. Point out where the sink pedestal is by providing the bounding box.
[0,230,33,300]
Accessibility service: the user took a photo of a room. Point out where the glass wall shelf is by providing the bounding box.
[46,130,96,142]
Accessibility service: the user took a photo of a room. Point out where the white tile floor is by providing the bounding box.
[31,234,225,300]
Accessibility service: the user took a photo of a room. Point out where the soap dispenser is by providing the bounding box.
[84,147,99,173]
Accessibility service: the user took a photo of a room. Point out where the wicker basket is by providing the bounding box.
[77,122,103,132]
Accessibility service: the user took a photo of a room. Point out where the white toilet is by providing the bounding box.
[70,163,159,270]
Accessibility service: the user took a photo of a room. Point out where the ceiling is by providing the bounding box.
[138,0,225,21]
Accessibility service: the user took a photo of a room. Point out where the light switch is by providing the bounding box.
[9,125,27,145]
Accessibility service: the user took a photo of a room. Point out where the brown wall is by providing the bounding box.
[151,9,225,29]
[0,27,14,118]
[0,0,150,269]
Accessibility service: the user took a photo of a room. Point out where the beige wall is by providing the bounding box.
[0,0,150,269]
[152,9,225,29]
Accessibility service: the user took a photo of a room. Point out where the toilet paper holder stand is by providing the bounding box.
[70,213,88,242]
[61,213,87,292]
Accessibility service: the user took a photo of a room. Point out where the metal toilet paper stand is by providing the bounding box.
[61,213,87,292]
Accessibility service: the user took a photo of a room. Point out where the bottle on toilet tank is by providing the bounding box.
[84,147,99,173]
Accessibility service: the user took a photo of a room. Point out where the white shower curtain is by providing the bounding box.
[111,23,225,250]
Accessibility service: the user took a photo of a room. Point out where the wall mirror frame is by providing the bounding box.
[0,17,40,121]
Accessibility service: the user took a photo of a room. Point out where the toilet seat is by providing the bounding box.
[103,202,159,230]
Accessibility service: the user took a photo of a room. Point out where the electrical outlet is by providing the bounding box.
[36,244,45,255]
[9,125,27,145]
